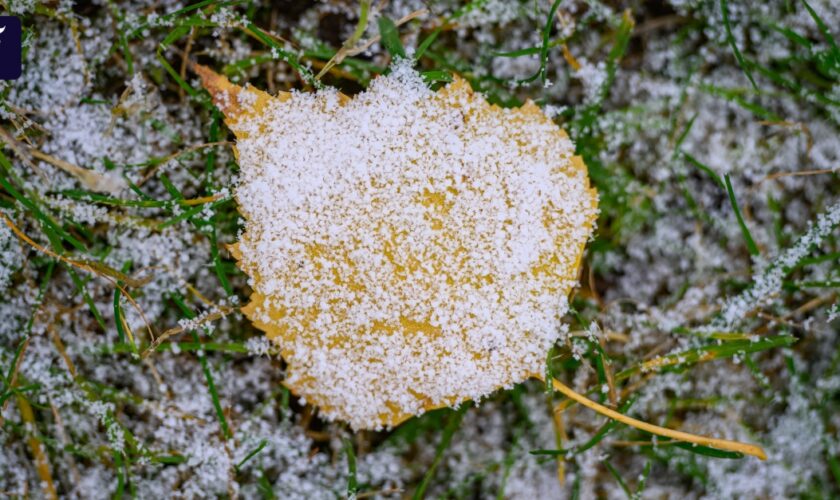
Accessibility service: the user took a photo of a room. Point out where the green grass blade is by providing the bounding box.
[415,28,441,61]
[721,0,759,91]
[616,335,796,380]
[413,404,469,499]
[801,0,839,53]
[378,16,406,59]
[343,438,358,497]
[171,293,232,440]
[724,174,760,256]
[672,441,744,459]
[604,460,632,499]
[236,439,268,471]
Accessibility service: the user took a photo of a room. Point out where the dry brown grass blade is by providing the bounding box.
[49,323,77,378]
[755,167,837,186]
[29,149,127,195]
[140,306,235,359]
[0,125,48,181]
[1,213,154,350]
[315,8,429,80]
[549,395,569,485]
[16,395,58,500]
[137,141,232,186]
[758,120,813,155]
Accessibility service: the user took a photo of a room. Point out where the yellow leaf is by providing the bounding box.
[197,63,598,430]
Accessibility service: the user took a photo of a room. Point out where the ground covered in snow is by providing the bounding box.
[0,0,839,498]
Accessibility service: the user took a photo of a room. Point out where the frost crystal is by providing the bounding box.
[716,200,840,329]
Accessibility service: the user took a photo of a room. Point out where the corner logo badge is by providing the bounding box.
[0,16,22,80]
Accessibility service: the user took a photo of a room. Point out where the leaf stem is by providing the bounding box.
[545,376,767,460]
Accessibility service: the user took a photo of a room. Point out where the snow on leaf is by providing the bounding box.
[197,61,598,430]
